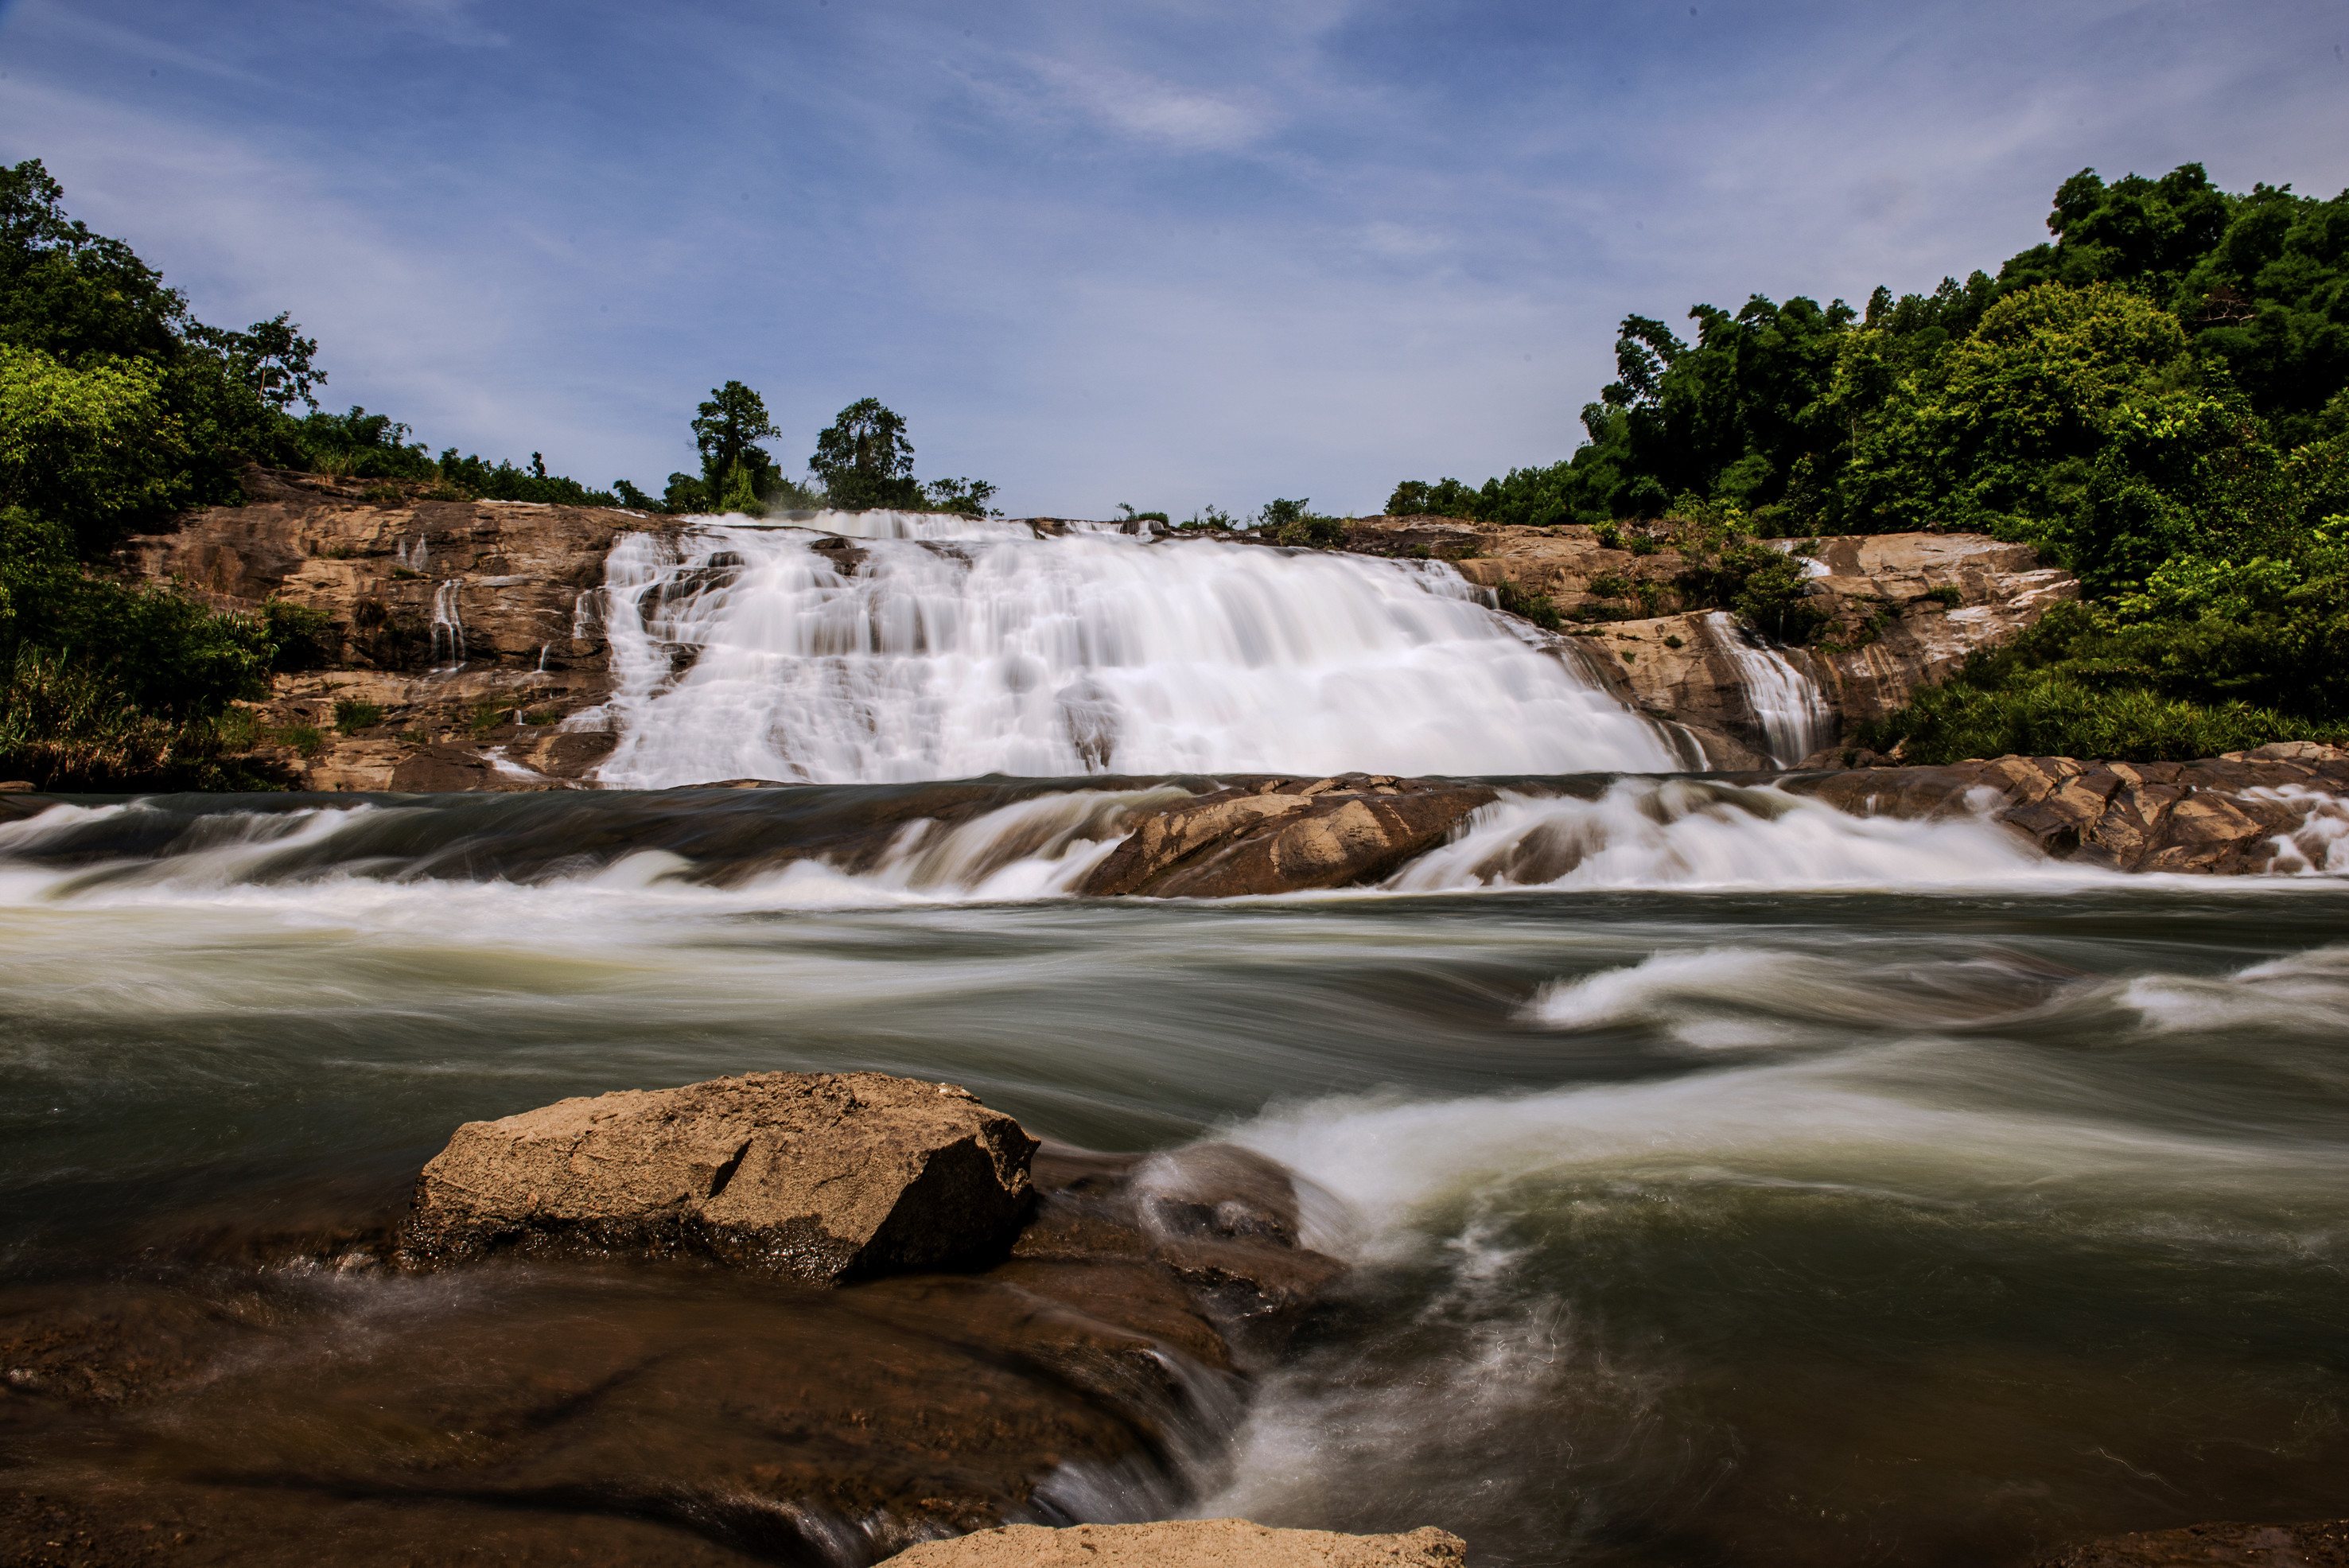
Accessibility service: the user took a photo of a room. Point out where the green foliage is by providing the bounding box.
[436,449,618,507]
[1256,498,1345,547]
[275,720,326,757]
[694,381,781,503]
[925,477,1000,516]
[263,598,336,671]
[811,397,921,510]
[278,407,436,480]
[0,341,181,549]
[1495,579,1561,630]
[0,508,270,720]
[1386,478,1481,516]
[663,472,710,514]
[1862,581,2349,762]
[333,697,383,732]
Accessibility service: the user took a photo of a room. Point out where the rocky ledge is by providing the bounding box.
[883,1519,1468,1566]
[1783,743,2349,874]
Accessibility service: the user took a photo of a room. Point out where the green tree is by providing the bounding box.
[811,397,921,509]
[693,380,780,507]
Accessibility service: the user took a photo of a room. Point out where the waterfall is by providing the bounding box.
[1704,612,1836,767]
[430,580,465,669]
[583,516,1690,787]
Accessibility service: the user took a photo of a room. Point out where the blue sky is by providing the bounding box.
[2,0,2344,518]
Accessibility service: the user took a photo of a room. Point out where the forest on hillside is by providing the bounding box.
[1388,163,2349,762]
[2,156,2345,784]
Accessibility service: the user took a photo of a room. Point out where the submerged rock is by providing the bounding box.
[883,1519,1468,1566]
[400,1070,1038,1282]
[1079,774,1498,897]
[2036,1515,2349,1566]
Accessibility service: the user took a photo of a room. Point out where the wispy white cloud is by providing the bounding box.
[1,0,2343,518]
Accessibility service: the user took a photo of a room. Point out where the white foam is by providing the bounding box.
[587,523,1682,787]
[1386,780,2086,892]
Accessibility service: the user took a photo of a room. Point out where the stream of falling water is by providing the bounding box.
[578,514,1692,786]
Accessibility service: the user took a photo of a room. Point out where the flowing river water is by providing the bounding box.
[3,514,2346,1566]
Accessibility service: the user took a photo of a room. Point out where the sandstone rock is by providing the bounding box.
[1079,774,1498,897]
[2036,1515,2349,1566]
[1783,754,2349,874]
[401,1071,1038,1282]
[883,1519,1468,1567]
[1339,518,2078,764]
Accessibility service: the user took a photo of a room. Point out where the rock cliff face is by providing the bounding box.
[119,466,684,790]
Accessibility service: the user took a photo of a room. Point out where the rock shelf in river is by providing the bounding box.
[883,1519,1469,1566]
[1080,774,1499,897]
[401,1071,1039,1282]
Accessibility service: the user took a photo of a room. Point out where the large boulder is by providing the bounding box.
[400,1071,1038,1282]
[1080,774,1498,897]
[884,1519,1467,1566]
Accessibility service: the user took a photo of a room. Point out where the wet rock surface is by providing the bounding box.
[1783,749,2349,873]
[2037,1516,2349,1566]
[882,1519,1468,1566]
[0,1087,1351,1565]
[1079,774,1499,897]
[402,1072,1040,1282]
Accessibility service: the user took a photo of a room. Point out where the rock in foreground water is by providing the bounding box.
[885,1519,1467,1566]
[401,1071,1037,1282]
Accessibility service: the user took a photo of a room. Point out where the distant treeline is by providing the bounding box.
[1390,163,2349,762]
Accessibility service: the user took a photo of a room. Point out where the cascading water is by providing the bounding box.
[1705,609,1837,766]
[582,512,1694,787]
[430,579,465,668]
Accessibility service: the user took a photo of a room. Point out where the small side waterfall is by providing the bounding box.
[583,515,1691,787]
[430,580,465,669]
[1704,612,1837,767]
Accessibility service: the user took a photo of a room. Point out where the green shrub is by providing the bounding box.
[1861,597,2349,761]
[1495,580,1562,630]
[264,598,336,670]
[333,697,382,732]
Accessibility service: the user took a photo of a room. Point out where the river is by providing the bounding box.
[3,784,2345,1565]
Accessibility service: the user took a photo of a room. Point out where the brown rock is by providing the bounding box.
[1780,755,2347,874]
[1080,774,1498,897]
[2037,1516,2349,1566]
[882,1519,1468,1567]
[400,1071,1038,1282]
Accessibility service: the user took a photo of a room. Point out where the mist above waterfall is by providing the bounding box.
[584,513,1690,788]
